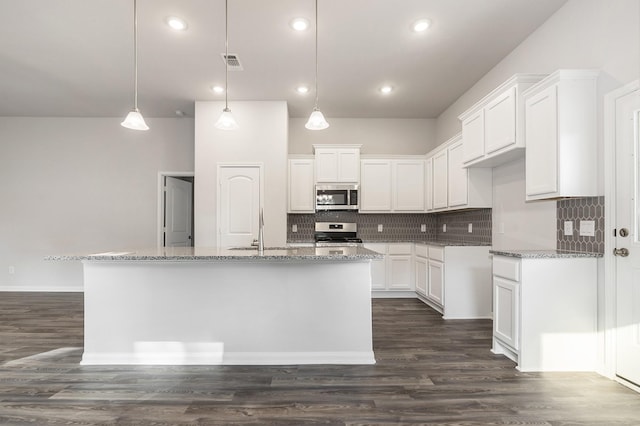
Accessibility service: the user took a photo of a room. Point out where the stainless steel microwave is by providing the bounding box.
[315,184,359,211]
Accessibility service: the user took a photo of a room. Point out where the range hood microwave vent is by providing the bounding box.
[221,53,244,70]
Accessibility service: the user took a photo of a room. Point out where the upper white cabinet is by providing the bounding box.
[360,157,425,213]
[429,134,492,212]
[360,160,392,211]
[524,70,599,200]
[432,149,448,209]
[288,157,315,213]
[425,157,433,211]
[313,144,361,183]
[459,74,546,168]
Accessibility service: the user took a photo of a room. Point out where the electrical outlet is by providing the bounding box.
[8,266,15,275]
[420,224,426,232]
[468,223,473,233]
[580,220,595,237]
[292,224,297,233]
[442,224,447,233]
[377,224,383,232]
[563,221,573,236]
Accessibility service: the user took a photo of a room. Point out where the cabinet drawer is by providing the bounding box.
[415,244,428,258]
[388,243,412,255]
[428,246,445,262]
[493,256,520,281]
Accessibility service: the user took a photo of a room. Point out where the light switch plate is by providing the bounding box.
[468,223,473,233]
[442,224,447,233]
[580,220,595,237]
[563,221,573,236]
[377,224,383,232]
[292,224,297,233]
[420,224,426,232]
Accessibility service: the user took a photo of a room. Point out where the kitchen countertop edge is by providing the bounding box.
[490,249,603,258]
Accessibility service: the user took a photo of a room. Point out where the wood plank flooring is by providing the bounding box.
[0,292,639,425]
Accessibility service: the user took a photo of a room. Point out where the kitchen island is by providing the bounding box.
[48,246,381,366]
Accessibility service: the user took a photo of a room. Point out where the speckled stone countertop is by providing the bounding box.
[45,246,383,262]
[414,240,491,247]
[490,249,603,258]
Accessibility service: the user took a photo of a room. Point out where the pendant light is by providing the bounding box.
[305,0,329,130]
[121,0,149,131]
[215,0,239,130]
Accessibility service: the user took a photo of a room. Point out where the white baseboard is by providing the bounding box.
[81,351,377,366]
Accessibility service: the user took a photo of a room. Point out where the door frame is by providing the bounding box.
[603,79,640,389]
[216,162,264,247]
[157,171,195,248]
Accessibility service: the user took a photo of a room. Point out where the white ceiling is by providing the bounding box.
[0,0,567,119]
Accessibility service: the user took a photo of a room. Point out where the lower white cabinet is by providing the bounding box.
[365,243,414,295]
[415,244,492,319]
[491,254,597,372]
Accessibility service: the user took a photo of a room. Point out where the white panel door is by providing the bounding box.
[447,140,468,207]
[360,160,392,211]
[218,165,261,248]
[462,109,485,163]
[415,256,427,296]
[432,149,448,209]
[525,85,558,197]
[388,255,412,290]
[615,86,640,386]
[337,149,360,182]
[315,149,339,182]
[164,177,193,247]
[493,276,519,350]
[427,259,444,306]
[393,160,425,211]
[365,243,387,290]
[425,157,433,211]
[485,87,516,154]
[288,159,315,212]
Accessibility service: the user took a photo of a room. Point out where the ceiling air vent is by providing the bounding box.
[221,53,243,71]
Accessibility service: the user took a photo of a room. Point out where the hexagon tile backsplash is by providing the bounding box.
[556,196,604,254]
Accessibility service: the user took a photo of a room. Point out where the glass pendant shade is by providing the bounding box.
[121,109,149,131]
[305,108,329,130]
[215,107,239,130]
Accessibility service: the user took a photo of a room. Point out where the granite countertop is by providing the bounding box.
[286,240,492,247]
[414,240,491,247]
[46,246,383,262]
[490,249,603,259]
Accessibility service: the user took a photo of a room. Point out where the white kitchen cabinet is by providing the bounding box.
[524,70,599,200]
[414,248,428,296]
[393,160,425,211]
[360,160,392,211]
[287,157,315,213]
[424,157,433,211]
[491,254,598,372]
[427,134,491,212]
[313,144,361,183]
[416,244,492,319]
[432,149,448,210]
[387,243,414,290]
[458,74,546,168]
[366,243,415,296]
[360,158,425,213]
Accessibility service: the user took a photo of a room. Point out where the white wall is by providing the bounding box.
[289,118,437,155]
[0,117,194,291]
[194,101,288,248]
[435,0,640,250]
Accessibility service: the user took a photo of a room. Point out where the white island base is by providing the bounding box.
[82,257,375,365]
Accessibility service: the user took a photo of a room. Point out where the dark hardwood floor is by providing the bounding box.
[1,292,639,425]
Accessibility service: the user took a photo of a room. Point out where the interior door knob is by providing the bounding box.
[614,248,629,257]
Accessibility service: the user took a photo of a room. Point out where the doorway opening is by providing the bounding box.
[158,172,194,247]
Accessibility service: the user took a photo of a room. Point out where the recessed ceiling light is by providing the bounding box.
[166,16,188,31]
[412,19,432,32]
[379,85,393,94]
[290,18,310,31]
[211,85,225,94]
[296,86,310,94]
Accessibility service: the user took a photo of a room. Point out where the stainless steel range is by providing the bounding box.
[314,222,363,246]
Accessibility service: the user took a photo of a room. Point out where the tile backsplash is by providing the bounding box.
[287,209,492,244]
[556,196,604,254]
